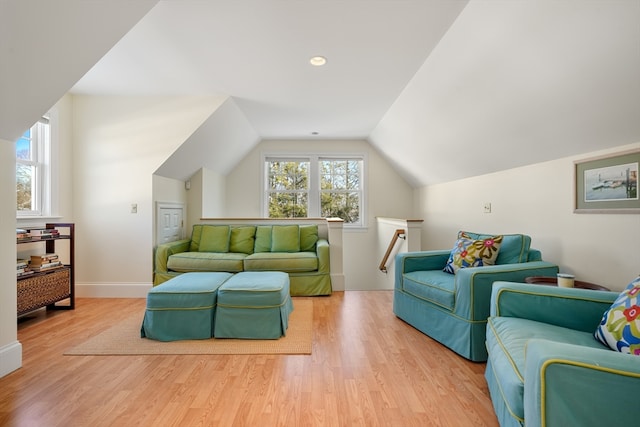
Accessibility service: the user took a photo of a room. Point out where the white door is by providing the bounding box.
[157,204,185,244]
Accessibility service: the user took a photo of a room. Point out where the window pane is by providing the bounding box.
[16,129,32,160]
[269,192,308,218]
[268,161,309,190]
[321,159,360,190]
[321,191,360,223]
[16,163,34,211]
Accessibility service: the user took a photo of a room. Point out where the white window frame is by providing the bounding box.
[262,152,367,228]
[16,108,57,219]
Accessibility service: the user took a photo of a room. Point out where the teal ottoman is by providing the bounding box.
[214,271,294,339]
[141,272,232,341]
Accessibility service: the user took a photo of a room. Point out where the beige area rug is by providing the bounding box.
[65,299,312,356]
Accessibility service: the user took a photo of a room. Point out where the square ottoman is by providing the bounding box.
[214,271,294,339]
[141,272,232,341]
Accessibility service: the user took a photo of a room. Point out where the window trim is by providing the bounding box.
[262,152,367,228]
[16,107,58,219]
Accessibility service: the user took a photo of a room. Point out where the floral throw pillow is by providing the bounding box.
[443,232,503,274]
[594,276,640,355]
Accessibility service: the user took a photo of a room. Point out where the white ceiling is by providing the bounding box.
[70,0,640,187]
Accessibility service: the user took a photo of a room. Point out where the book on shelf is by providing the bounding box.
[30,261,63,272]
[30,253,59,264]
[17,259,33,277]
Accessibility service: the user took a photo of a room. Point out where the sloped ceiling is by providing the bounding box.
[10,0,638,188]
[0,0,158,142]
[370,0,640,187]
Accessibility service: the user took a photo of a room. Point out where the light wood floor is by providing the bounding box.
[1,291,499,427]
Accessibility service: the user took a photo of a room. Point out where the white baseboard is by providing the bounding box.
[76,283,152,298]
[0,341,22,378]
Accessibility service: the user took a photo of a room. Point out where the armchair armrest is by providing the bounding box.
[491,282,617,332]
[316,238,330,273]
[154,239,191,274]
[524,339,640,427]
[395,250,451,273]
[453,261,559,321]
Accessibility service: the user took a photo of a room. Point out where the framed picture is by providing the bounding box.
[574,149,639,213]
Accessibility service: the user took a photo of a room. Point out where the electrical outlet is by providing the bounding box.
[483,202,492,213]
[131,203,138,214]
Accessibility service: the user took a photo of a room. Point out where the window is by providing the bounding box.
[264,154,365,227]
[16,116,51,217]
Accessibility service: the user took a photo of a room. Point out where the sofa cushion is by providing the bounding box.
[300,224,319,251]
[229,226,256,254]
[486,316,607,420]
[461,231,531,264]
[254,225,272,253]
[167,252,246,273]
[443,233,502,274]
[271,225,300,252]
[244,252,318,273]
[401,270,455,310]
[188,225,231,253]
[594,276,640,355]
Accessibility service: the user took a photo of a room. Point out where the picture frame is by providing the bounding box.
[574,149,639,213]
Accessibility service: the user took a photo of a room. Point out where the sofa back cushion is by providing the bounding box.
[229,226,256,254]
[198,225,231,252]
[271,225,300,252]
[462,231,531,264]
[254,226,273,253]
[299,225,319,251]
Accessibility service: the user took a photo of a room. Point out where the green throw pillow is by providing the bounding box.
[299,225,319,252]
[254,226,272,253]
[198,225,230,253]
[595,276,640,355]
[443,232,503,274]
[271,225,300,252]
[229,226,256,254]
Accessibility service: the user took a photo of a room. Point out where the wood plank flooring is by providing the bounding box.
[0,291,499,427]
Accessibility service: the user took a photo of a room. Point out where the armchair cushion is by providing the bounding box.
[594,276,640,355]
[443,232,503,274]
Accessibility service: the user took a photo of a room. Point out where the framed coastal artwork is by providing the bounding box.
[574,149,640,213]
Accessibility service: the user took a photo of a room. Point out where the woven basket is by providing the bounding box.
[17,268,71,316]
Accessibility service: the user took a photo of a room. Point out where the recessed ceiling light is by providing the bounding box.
[309,56,327,66]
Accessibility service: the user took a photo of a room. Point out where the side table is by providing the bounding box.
[524,276,611,291]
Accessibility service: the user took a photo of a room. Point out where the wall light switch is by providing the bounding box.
[483,202,492,213]
[131,203,138,214]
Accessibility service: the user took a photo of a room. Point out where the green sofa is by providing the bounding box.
[486,281,640,427]
[154,223,331,296]
[394,232,559,361]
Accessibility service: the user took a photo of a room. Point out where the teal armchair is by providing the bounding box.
[393,232,558,361]
[486,282,640,427]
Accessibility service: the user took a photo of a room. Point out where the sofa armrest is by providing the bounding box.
[154,239,191,274]
[524,339,640,427]
[453,261,559,321]
[316,238,330,273]
[490,282,617,332]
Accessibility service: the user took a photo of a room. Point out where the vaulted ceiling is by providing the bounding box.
[4,1,640,187]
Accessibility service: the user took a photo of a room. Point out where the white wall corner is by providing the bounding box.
[0,341,23,379]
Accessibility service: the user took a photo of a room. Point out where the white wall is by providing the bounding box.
[0,139,21,377]
[417,142,640,292]
[225,139,415,290]
[72,95,222,292]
